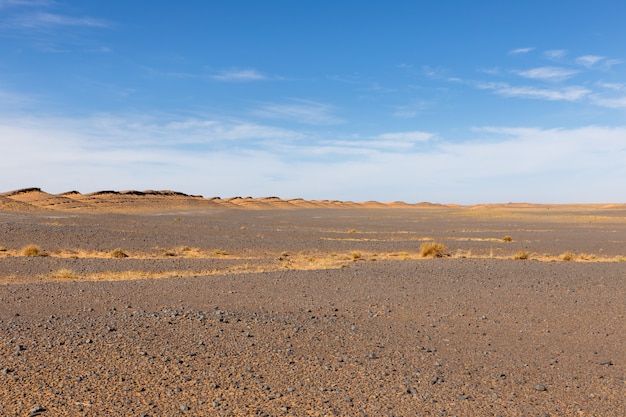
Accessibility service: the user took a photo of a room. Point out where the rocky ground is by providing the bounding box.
[1,204,625,416]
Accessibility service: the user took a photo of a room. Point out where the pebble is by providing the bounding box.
[29,405,46,416]
[533,384,547,391]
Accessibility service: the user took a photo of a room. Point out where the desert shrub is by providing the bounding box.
[560,252,575,261]
[22,244,43,257]
[502,235,513,242]
[111,248,128,258]
[351,251,362,260]
[419,242,447,258]
[213,249,228,255]
[578,253,596,260]
[513,250,529,260]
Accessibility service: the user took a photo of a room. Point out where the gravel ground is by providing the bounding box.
[1,207,625,416]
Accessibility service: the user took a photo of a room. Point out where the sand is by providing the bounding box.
[0,189,625,416]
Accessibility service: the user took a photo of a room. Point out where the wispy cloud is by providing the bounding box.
[597,82,626,91]
[253,99,342,125]
[7,12,110,28]
[509,47,534,55]
[514,66,579,82]
[392,100,431,119]
[211,69,266,82]
[477,82,590,101]
[590,95,626,109]
[544,49,567,60]
[576,55,604,68]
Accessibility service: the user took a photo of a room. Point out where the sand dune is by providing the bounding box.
[1,188,624,213]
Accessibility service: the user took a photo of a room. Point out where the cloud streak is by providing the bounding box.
[476,82,590,101]
[514,66,579,82]
[5,12,110,28]
[253,99,343,125]
[211,69,266,82]
[509,47,534,55]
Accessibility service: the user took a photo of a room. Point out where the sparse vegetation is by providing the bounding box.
[502,235,513,242]
[22,244,46,257]
[560,251,575,261]
[578,253,596,261]
[213,249,228,255]
[419,242,447,258]
[513,250,529,260]
[348,229,357,234]
[51,268,78,280]
[351,251,362,260]
[111,248,128,258]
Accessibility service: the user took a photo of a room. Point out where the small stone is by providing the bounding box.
[179,404,189,411]
[30,405,46,416]
[533,384,547,391]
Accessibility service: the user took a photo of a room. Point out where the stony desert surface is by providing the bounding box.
[1,189,625,416]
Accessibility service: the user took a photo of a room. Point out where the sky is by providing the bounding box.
[1,0,625,204]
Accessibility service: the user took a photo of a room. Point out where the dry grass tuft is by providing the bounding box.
[111,248,128,258]
[502,235,513,242]
[513,250,529,260]
[578,253,596,261]
[560,251,575,261]
[419,242,447,258]
[22,244,46,257]
[351,251,362,260]
[213,249,228,256]
[50,268,78,280]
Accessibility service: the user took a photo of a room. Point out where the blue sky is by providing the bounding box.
[1,0,625,204]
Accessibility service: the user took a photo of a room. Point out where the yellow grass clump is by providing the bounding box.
[419,242,447,258]
[560,251,575,261]
[50,269,79,280]
[111,248,128,258]
[502,235,513,242]
[22,244,46,257]
[513,250,529,260]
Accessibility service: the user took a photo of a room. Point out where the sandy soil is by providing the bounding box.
[0,189,625,416]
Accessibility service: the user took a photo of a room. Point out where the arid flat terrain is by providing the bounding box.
[1,189,625,416]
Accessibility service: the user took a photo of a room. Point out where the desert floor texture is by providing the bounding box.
[0,189,625,416]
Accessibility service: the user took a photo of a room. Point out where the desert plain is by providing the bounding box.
[0,188,625,417]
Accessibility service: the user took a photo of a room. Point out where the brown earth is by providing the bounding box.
[0,189,625,416]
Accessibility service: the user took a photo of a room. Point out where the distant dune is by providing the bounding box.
[0,188,623,213]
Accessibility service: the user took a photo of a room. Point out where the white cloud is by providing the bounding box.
[0,115,624,203]
[7,12,109,28]
[590,95,626,109]
[597,82,626,91]
[253,99,342,125]
[514,66,579,82]
[544,49,567,60]
[211,69,266,82]
[477,82,590,101]
[509,47,534,55]
[576,55,605,68]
